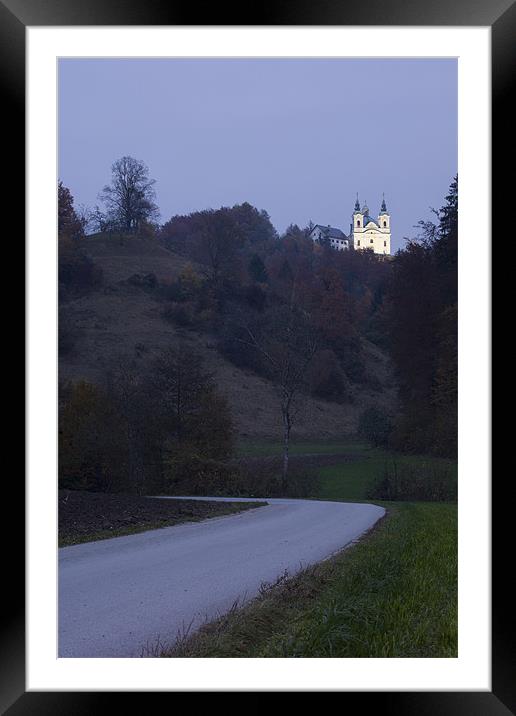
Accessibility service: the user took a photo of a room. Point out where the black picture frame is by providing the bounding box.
[4,0,506,710]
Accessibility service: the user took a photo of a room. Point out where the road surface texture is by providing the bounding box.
[59,497,385,657]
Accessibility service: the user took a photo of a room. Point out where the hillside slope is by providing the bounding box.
[59,234,397,439]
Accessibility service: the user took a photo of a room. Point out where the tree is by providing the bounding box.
[59,381,130,492]
[58,181,85,240]
[234,299,317,490]
[150,347,233,461]
[386,176,458,456]
[230,202,277,246]
[193,208,245,286]
[308,349,349,403]
[99,156,159,233]
[248,253,268,283]
[358,406,392,448]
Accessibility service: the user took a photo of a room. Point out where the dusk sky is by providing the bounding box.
[59,58,457,252]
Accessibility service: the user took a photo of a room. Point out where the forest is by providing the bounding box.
[58,158,457,496]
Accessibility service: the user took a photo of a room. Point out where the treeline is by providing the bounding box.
[58,158,458,494]
[59,348,233,495]
[158,205,390,403]
[385,177,457,457]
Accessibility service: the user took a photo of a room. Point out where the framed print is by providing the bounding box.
[3,0,508,709]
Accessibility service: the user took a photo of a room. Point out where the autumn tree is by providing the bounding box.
[58,183,102,300]
[58,181,86,240]
[248,253,269,283]
[59,348,234,495]
[192,208,245,286]
[59,381,129,492]
[386,176,458,456]
[148,347,233,488]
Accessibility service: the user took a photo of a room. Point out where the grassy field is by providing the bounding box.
[237,437,457,501]
[164,501,457,658]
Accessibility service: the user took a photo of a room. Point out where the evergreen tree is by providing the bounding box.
[248,253,269,283]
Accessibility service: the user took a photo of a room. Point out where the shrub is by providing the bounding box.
[217,323,267,376]
[58,238,103,299]
[230,460,320,498]
[308,349,351,403]
[59,381,130,493]
[127,272,157,290]
[58,308,78,356]
[164,455,242,496]
[357,405,392,447]
[366,460,457,502]
[161,302,193,327]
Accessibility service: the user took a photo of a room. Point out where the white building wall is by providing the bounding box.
[353,218,391,255]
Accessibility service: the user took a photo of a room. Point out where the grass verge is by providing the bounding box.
[162,501,457,658]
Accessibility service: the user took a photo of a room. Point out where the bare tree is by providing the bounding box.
[234,296,317,491]
[99,156,159,233]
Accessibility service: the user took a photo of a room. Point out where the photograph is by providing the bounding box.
[56,56,459,660]
[1,3,499,701]
[0,0,505,700]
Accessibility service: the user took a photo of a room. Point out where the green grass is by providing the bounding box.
[237,437,457,502]
[236,437,369,458]
[317,452,456,501]
[164,501,457,658]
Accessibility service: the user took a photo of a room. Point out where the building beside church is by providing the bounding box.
[309,195,391,255]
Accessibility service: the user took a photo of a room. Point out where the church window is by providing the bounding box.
[383,221,387,227]
[370,238,373,243]
[357,220,361,227]
[384,241,387,246]
[357,240,360,246]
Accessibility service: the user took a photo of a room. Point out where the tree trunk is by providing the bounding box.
[282,408,290,494]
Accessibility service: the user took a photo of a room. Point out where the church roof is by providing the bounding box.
[312,224,348,240]
[363,216,379,227]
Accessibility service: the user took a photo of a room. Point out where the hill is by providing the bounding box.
[59,233,397,440]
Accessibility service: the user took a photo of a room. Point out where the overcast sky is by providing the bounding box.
[59,58,457,252]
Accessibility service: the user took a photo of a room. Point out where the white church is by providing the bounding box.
[309,195,391,255]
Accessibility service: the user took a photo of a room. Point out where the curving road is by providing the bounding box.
[59,497,385,657]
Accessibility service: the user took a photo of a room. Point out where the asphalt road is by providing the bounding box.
[58,497,385,657]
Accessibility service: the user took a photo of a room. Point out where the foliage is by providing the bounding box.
[59,381,130,493]
[58,181,86,240]
[60,166,458,469]
[248,253,269,283]
[59,348,233,495]
[164,456,241,495]
[58,237,103,303]
[307,349,350,403]
[58,183,103,300]
[386,176,458,457]
[357,405,392,447]
[234,461,320,498]
[366,460,457,502]
[160,201,276,256]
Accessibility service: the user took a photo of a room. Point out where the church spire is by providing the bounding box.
[380,193,388,214]
[354,193,360,212]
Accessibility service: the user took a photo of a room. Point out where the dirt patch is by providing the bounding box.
[59,490,265,546]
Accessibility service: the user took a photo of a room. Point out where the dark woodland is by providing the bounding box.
[58,158,458,496]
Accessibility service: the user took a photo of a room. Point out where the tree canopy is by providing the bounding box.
[99,156,159,233]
